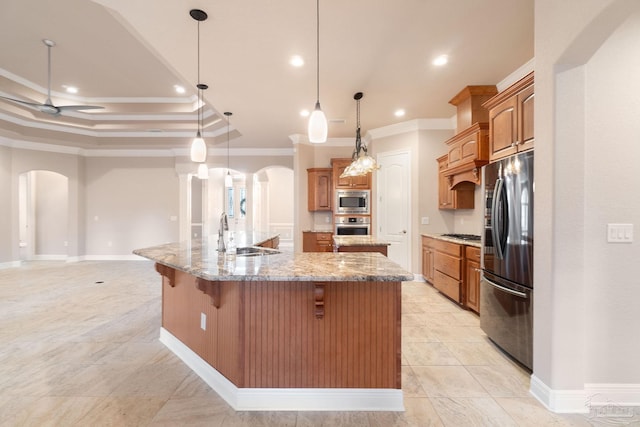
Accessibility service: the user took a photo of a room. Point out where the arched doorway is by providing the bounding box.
[253,166,294,248]
[18,170,69,261]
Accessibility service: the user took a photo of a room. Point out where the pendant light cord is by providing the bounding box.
[316,0,320,103]
[197,19,201,135]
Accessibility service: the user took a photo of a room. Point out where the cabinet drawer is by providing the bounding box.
[431,239,462,257]
[433,270,460,302]
[434,251,461,280]
[316,233,333,242]
[465,246,481,262]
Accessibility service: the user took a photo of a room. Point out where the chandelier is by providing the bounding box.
[340,92,379,177]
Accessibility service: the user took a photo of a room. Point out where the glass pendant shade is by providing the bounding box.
[190,132,207,162]
[197,163,209,179]
[308,102,328,143]
[225,171,233,188]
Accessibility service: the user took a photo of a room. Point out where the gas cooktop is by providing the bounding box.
[441,233,482,241]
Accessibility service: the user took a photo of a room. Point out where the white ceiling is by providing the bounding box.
[0,0,534,151]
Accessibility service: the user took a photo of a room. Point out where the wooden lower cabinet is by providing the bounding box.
[422,235,481,313]
[302,231,334,252]
[464,246,481,314]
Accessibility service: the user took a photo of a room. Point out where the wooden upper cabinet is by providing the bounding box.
[307,168,332,211]
[437,155,474,210]
[445,123,489,177]
[331,158,371,189]
[484,72,534,162]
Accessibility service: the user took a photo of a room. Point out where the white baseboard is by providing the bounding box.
[0,260,21,269]
[531,375,640,414]
[31,254,68,261]
[159,328,404,411]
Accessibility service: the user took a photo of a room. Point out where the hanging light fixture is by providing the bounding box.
[224,112,233,188]
[307,0,327,143]
[340,92,380,178]
[190,9,208,163]
[197,163,209,179]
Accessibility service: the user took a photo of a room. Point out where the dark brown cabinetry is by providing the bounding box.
[484,72,534,162]
[302,231,334,252]
[307,168,332,211]
[331,158,371,189]
[464,246,481,314]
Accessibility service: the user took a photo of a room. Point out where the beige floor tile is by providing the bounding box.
[430,397,517,426]
[368,397,444,426]
[465,365,531,397]
[495,397,595,426]
[401,366,427,398]
[221,410,298,426]
[295,411,368,426]
[149,396,231,426]
[442,340,512,366]
[109,362,192,398]
[402,325,440,343]
[412,366,488,398]
[402,342,461,366]
[428,325,487,343]
[74,396,167,427]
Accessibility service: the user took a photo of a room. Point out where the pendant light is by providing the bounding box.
[197,163,209,179]
[224,112,233,188]
[308,0,327,143]
[340,92,379,178]
[190,9,208,163]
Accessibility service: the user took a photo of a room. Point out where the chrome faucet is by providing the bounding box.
[218,212,229,252]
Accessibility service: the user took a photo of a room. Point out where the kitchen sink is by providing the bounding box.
[235,246,280,257]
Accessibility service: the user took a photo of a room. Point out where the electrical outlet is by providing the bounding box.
[200,313,207,330]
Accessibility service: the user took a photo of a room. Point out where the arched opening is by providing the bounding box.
[253,166,294,248]
[18,170,69,261]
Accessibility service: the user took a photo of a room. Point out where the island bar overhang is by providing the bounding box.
[134,239,413,411]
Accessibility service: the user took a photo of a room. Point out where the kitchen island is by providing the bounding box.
[134,234,413,411]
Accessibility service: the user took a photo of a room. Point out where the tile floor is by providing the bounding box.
[0,261,618,426]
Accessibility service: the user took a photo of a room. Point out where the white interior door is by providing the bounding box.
[376,150,411,270]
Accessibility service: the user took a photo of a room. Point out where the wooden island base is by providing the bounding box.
[157,265,403,411]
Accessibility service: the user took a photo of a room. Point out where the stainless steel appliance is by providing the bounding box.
[335,216,370,235]
[335,190,370,215]
[481,150,534,370]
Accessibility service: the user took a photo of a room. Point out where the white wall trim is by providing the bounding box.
[585,383,640,407]
[159,327,404,411]
[0,261,22,269]
[496,58,535,92]
[530,374,589,413]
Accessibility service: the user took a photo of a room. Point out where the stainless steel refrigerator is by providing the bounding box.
[481,150,533,370]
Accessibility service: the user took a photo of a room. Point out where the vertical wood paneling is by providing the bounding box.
[161,268,401,390]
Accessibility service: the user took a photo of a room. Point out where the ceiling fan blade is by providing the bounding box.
[0,95,45,109]
[56,105,105,112]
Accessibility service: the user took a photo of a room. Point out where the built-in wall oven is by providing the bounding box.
[335,190,370,215]
[334,216,370,235]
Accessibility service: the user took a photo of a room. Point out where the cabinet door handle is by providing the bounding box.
[474,268,482,272]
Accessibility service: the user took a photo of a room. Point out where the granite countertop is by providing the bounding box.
[134,234,413,283]
[333,235,391,247]
[421,233,482,248]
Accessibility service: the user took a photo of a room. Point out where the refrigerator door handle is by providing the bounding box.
[491,177,505,259]
[483,276,528,299]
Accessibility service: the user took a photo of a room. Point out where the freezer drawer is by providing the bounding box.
[480,274,532,370]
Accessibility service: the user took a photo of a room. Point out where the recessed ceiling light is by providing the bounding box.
[174,85,186,94]
[63,85,78,94]
[433,55,448,66]
[300,109,310,117]
[290,55,304,67]
[394,109,406,117]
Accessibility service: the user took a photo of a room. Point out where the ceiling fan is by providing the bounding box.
[0,39,104,116]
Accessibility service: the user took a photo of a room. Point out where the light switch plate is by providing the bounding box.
[607,223,633,243]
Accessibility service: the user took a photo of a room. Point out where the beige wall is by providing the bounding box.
[0,145,12,264]
[534,0,640,410]
[84,156,179,257]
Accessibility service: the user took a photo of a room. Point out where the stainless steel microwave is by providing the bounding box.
[335,190,370,215]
